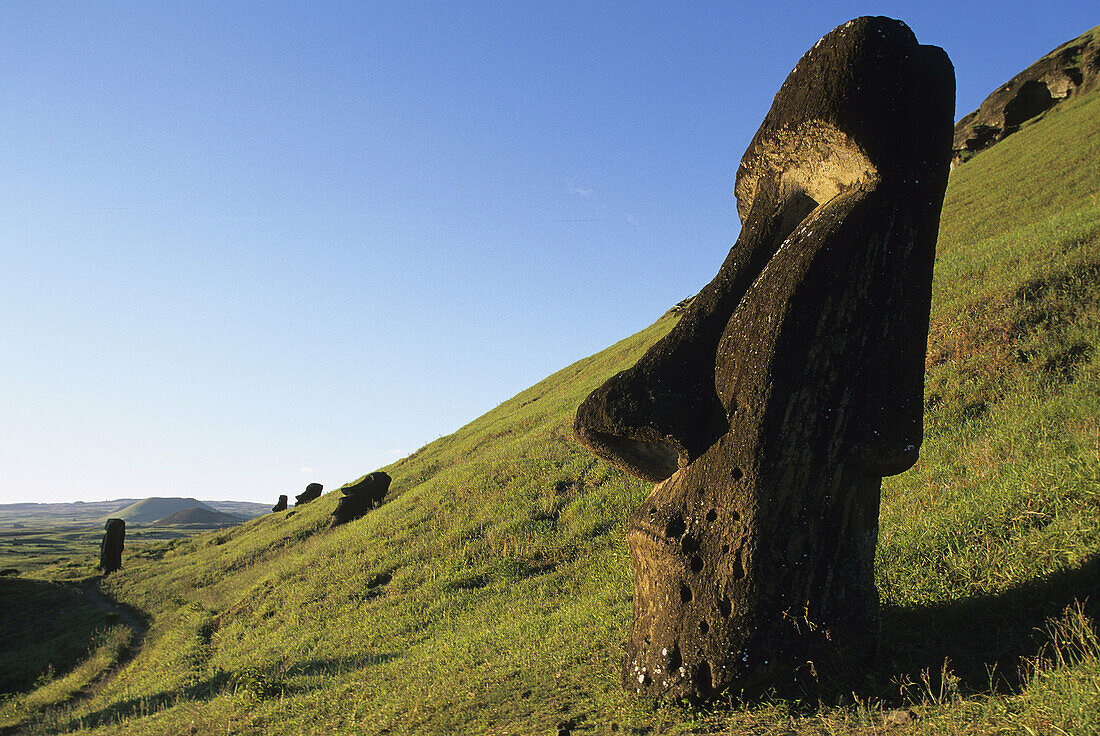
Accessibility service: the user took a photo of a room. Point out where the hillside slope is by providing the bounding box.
[5,72,1100,736]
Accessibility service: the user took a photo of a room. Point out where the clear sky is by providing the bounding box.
[2,2,1096,505]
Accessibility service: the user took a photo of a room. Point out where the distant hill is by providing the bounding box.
[0,500,140,528]
[153,507,245,526]
[0,498,270,528]
[107,497,218,525]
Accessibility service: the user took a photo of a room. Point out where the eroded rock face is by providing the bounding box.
[272,495,288,513]
[331,471,391,525]
[574,16,953,699]
[953,24,1100,166]
[295,483,323,507]
[99,518,125,574]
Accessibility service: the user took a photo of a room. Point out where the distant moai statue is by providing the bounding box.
[295,483,323,507]
[574,17,954,699]
[99,518,125,574]
[331,472,391,525]
[272,495,288,513]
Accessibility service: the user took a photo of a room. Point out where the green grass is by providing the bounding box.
[4,89,1100,736]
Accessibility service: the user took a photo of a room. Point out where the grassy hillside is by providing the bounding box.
[3,91,1099,736]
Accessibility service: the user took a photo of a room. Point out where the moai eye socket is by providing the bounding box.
[580,16,954,700]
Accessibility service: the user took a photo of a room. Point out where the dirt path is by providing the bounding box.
[72,578,150,695]
[78,579,147,641]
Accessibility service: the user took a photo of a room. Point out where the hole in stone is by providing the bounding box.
[699,620,709,635]
[648,506,657,516]
[721,544,730,555]
[690,556,703,573]
[680,584,693,603]
[665,516,686,539]
[681,533,698,553]
[717,596,732,617]
[641,673,652,686]
[705,509,717,522]
[668,645,682,671]
[731,554,745,581]
[730,510,740,522]
[731,467,743,481]
[695,661,714,696]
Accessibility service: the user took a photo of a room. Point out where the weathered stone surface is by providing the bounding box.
[575,16,953,699]
[295,483,323,507]
[272,495,288,513]
[99,518,125,574]
[953,24,1100,166]
[332,471,391,525]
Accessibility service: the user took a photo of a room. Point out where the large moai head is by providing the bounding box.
[574,17,953,699]
[295,482,323,507]
[331,471,392,526]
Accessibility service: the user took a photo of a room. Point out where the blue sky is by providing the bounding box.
[2,2,1096,505]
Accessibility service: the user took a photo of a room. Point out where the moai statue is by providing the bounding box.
[272,495,288,513]
[99,518,125,574]
[331,472,392,526]
[295,482,323,507]
[574,17,954,699]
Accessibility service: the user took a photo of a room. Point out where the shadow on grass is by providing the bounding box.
[876,554,1099,697]
[0,578,119,695]
[743,554,1100,710]
[52,653,401,733]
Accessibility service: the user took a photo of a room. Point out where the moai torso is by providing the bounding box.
[99,518,125,574]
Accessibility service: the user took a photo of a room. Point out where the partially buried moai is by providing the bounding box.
[99,518,125,574]
[574,17,954,699]
[272,495,288,513]
[331,471,391,526]
[295,483,323,507]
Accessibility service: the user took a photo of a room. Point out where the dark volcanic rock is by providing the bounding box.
[331,472,391,526]
[574,16,953,699]
[99,518,125,574]
[272,494,288,513]
[953,24,1100,166]
[295,483,323,507]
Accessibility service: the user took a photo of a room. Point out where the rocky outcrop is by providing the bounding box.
[332,472,391,525]
[953,25,1100,166]
[99,518,125,574]
[272,495,288,513]
[575,16,953,699]
[295,483,323,507]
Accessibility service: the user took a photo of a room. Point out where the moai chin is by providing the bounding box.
[574,17,954,699]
